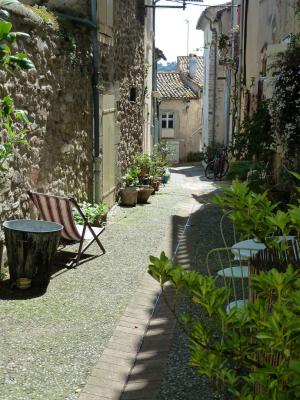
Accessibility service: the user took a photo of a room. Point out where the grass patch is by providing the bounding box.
[25,5,59,30]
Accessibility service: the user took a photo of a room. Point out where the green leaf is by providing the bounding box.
[0,19,11,37]
[9,54,35,69]
[15,109,29,123]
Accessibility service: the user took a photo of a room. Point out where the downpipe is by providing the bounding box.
[91,0,102,203]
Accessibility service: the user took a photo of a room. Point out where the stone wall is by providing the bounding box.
[114,0,145,174]
[0,6,93,221]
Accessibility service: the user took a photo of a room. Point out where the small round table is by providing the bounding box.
[232,236,296,259]
[232,239,266,259]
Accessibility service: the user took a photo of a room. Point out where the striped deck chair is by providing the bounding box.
[28,191,105,267]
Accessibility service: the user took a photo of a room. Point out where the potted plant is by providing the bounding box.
[119,167,140,206]
[72,201,108,227]
[134,152,153,179]
[137,185,153,204]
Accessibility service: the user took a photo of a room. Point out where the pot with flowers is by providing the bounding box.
[119,166,140,206]
[134,153,153,179]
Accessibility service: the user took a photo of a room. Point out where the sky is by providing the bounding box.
[155,0,229,62]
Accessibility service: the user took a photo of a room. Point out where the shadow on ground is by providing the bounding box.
[120,167,233,400]
[0,247,101,300]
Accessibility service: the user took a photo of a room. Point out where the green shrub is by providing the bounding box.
[122,166,140,187]
[202,143,224,163]
[73,202,108,225]
[227,160,256,180]
[133,152,153,169]
[186,151,204,163]
[148,252,300,400]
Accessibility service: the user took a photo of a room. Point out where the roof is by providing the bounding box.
[157,73,198,100]
[177,55,204,87]
[196,3,231,31]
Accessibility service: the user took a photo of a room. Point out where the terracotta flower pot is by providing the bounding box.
[119,187,138,206]
[137,186,154,204]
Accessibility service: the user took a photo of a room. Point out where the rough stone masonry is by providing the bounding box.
[1,5,93,222]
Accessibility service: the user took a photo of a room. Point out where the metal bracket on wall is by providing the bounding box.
[144,1,202,10]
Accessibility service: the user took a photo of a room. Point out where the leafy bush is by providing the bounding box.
[227,160,256,180]
[0,96,29,171]
[213,177,300,249]
[202,143,224,163]
[0,1,34,175]
[148,252,300,399]
[72,202,108,225]
[187,151,204,163]
[133,152,153,169]
[152,142,172,167]
[122,166,140,187]
[269,35,300,161]
[213,180,278,242]
[230,100,274,162]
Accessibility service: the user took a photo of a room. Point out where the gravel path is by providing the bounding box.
[0,165,216,400]
[157,167,232,400]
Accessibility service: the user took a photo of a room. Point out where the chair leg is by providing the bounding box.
[65,226,105,268]
[80,228,106,256]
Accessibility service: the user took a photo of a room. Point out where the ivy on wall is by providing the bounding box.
[269,35,300,162]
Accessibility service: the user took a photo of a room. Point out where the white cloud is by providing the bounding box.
[155,0,230,61]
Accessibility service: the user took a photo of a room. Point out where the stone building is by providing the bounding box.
[240,0,300,109]
[157,55,203,162]
[0,0,154,223]
[196,3,233,149]
[197,0,300,151]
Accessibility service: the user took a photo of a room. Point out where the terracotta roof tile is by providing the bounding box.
[157,73,198,100]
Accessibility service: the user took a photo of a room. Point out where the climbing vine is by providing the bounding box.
[268,35,300,163]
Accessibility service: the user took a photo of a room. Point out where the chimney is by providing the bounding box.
[188,54,197,79]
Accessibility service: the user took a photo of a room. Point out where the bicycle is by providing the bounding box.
[205,147,229,180]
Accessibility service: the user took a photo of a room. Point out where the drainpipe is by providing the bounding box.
[55,12,96,28]
[91,0,101,203]
[236,0,244,136]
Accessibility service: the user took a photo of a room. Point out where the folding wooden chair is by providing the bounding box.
[28,191,106,267]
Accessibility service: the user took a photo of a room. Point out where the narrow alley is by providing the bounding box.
[0,166,226,400]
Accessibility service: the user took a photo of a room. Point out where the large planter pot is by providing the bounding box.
[3,220,63,288]
[119,187,138,206]
[137,186,154,204]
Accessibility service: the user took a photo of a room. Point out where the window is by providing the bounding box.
[129,87,137,102]
[161,113,174,129]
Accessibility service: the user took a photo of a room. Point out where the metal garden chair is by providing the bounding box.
[206,246,250,313]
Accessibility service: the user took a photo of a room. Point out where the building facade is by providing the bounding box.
[157,55,203,162]
[1,0,154,224]
[196,3,233,149]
